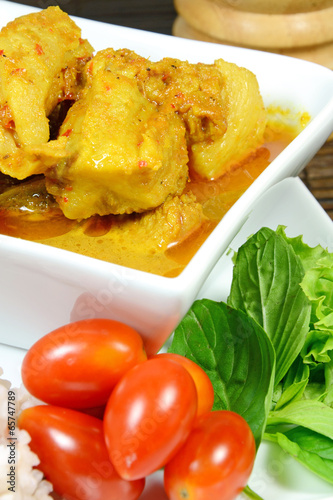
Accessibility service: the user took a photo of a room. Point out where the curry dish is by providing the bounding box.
[0,7,308,276]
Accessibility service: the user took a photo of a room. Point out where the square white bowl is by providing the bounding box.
[2,176,333,500]
[1,0,333,355]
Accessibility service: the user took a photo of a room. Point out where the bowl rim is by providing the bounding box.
[1,0,333,305]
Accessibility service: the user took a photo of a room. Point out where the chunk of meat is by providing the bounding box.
[95,48,228,146]
[93,49,266,180]
[0,6,93,179]
[190,59,267,179]
[45,49,189,219]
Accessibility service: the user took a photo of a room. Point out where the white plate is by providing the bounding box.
[0,7,333,498]
[1,177,333,500]
[1,1,333,357]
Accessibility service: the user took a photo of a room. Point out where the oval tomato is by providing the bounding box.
[164,410,256,500]
[21,318,147,408]
[104,357,198,480]
[18,405,145,500]
[150,353,214,419]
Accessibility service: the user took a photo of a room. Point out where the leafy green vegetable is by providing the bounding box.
[302,329,333,366]
[267,399,333,439]
[273,356,309,411]
[302,346,333,408]
[276,226,329,273]
[301,254,333,330]
[170,225,333,489]
[228,227,311,384]
[168,299,275,448]
[264,427,333,485]
[278,228,333,332]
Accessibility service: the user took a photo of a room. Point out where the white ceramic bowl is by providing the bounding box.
[2,177,333,500]
[1,0,333,355]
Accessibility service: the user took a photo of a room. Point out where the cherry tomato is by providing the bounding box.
[104,357,198,480]
[150,353,214,419]
[164,410,256,500]
[21,318,147,408]
[18,405,145,500]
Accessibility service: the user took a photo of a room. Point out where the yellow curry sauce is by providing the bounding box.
[0,108,308,277]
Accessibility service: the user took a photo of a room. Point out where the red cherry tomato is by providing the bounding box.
[150,353,214,419]
[104,357,198,481]
[21,318,147,408]
[164,410,256,500]
[18,405,145,500]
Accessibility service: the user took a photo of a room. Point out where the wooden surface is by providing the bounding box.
[7,0,333,220]
[173,15,333,69]
[300,139,333,220]
[174,0,333,49]
[209,0,333,14]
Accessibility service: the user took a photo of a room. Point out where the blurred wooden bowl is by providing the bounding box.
[173,15,333,69]
[213,0,333,14]
[174,0,333,48]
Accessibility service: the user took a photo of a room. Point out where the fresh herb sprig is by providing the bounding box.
[169,226,333,487]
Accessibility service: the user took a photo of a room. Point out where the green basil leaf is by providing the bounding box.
[265,427,333,485]
[303,382,328,402]
[274,356,309,411]
[168,299,275,448]
[268,400,333,440]
[276,226,329,274]
[228,227,311,384]
[279,226,333,331]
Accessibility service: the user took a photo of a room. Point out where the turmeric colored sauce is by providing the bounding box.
[0,109,307,277]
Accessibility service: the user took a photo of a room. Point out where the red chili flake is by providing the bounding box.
[0,104,14,129]
[162,74,169,82]
[79,38,85,45]
[65,186,73,192]
[63,196,69,203]
[87,62,94,74]
[137,140,143,147]
[138,160,148,168]
[0,50,3,56]
[105,85,111,91]
[4,119,15,130]
[10,68,26,75]
[35,43,44,55]
[170,103,176,109]
[61,129,73,137]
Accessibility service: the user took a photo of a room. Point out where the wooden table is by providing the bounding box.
[300,139,333,220]
[8,0,333,220]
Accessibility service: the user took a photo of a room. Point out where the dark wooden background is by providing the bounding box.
[8,0,333,219]
[9,0,177,34]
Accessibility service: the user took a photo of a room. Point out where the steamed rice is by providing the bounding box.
[0,368,54,500]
